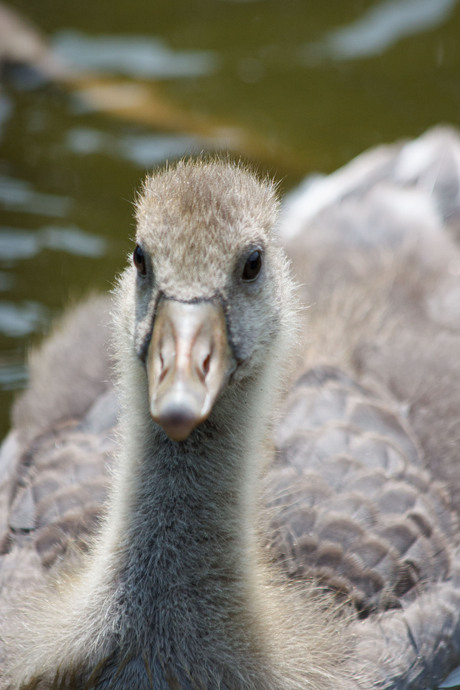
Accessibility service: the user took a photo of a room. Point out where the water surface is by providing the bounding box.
[1,0,460,435]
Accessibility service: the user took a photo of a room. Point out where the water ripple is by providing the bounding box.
[52,31,218,79]
[0,300,47,338]
[0,225,107,263]
[0,175,71,217]
[0,361,28,391]
[304,0,458,63]
[66,127,199,168]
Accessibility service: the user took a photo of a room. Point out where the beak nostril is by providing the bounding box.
[202,353,211,379]
[159,351,167,384]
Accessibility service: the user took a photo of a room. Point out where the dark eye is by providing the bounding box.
[242,250,262,282]
[133,244,146,276]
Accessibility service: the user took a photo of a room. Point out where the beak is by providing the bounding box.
[147,298,234,442]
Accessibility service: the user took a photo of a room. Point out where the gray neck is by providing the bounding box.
[92,366,267,681]
[119,416,251,609]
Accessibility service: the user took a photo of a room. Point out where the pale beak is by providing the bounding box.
[147,298,234,442]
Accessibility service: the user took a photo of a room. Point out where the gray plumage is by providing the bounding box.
[1,127,460,688]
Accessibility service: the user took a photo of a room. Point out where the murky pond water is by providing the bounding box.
[1,0,460,436]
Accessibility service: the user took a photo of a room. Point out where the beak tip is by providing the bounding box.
[151,401,202,442]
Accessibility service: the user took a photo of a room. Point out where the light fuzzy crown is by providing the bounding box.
[135,159,280,299]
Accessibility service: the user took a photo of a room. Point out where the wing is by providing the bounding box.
[269,126,460,688]
[267,365,457,617]
[0,296,117,597]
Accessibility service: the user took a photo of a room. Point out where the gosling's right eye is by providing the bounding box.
[133,245,146,276]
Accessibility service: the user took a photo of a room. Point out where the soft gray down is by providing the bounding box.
[1,127,460,689]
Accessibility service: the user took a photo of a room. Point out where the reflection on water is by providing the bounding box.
[1,0,460,437]
[0,175,70,216]
[52,32,219,79]
[0,360,27,391]
[67,128,200,167]
[0,226,107,262]
[305,0,458,62]
[0,301,47,338]
[119,134,201,167]
[39,226,107,257]
[0,175,71,217]
[0,229,38,261]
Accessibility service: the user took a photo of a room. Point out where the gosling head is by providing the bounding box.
[121,159,292,442]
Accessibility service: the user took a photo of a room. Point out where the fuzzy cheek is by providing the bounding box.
[133,303,157,363]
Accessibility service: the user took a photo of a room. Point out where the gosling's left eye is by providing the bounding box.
[133,244,146,276]
[242,250,262,282]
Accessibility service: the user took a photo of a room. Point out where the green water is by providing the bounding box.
[1,0,460,436]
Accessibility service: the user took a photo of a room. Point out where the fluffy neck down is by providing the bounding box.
[8,316,353,689]
[83,329,285,688]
